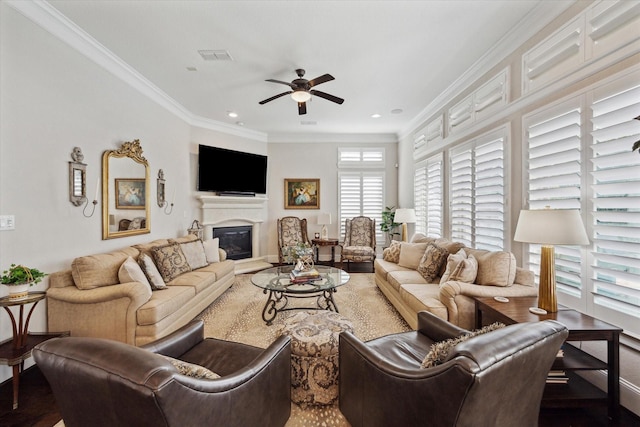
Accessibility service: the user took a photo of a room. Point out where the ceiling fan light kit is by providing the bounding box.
[259,68,344,115]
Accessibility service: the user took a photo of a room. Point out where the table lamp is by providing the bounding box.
[318,213,331,240]
[514,207,589,312]
[393,208,416,242]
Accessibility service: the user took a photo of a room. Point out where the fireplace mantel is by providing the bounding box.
[198,195,271,273]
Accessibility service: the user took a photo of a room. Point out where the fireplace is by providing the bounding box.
[213,226,252,260]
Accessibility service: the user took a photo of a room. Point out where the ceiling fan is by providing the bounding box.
[258,68,344,115]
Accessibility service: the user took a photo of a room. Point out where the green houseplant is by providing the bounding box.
[380,206,401,246]
[1,264,47,300]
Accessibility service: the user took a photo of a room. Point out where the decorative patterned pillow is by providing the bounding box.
[417,243,449,282]
[203,238,221,263]
[397,242,429,269]
[421,322,506,368]
[160,355,220,379]
[137,253,167,290]
[383,240,402,263]
[118,256,150,287]
[440,248,478,284]
[180,239,208,270]
[151,243,192,283]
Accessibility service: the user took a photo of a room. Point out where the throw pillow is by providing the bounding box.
[421,322,505,368]
[416,243,449,282]
[180,239,208,270]
[397,242,428,269]
[137,253,167,290]
[118,256,151,288]
[440,249,478,284]
[151,243,192,283]
[160,355,220,379]
[383,240,401,263]
[203,238,221,263]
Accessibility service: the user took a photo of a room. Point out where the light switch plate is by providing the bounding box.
[0,215,15,230]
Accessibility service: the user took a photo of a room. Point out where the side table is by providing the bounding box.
[475,296,622,421]
[0,291,69,409]
[312,238,340,267]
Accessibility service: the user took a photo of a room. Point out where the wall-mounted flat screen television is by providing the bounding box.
[197,145,268,195]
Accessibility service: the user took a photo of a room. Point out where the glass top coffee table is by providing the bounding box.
[251,265,350,325]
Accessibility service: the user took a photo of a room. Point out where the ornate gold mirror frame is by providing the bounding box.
[102,139,150,239]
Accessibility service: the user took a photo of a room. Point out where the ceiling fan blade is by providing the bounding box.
[310,90,344,105]
[266,79,296,89]
[259,91,292,105]
[298,102,307,115]
[308,74,334,87]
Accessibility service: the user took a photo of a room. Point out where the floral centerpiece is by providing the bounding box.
[1,264,47,300]
[282,242,314,271]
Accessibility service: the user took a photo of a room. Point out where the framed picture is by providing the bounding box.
[115,178,146,209]
[284,178,320,209]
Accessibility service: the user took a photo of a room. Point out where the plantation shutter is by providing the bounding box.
[524,100,584,294]
[414,162,428,236]
[450,133,506,250]
[338,171,384,246]
[422,153,443,238]
[590,80,640,330]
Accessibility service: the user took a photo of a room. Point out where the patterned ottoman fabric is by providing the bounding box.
[278,311,354,406]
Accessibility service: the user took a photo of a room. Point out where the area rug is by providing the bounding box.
[196,272,410,427]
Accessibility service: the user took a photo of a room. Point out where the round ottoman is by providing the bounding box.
[278,310,354,406]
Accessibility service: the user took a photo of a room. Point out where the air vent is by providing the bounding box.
[300,121,317,125]
[198,50,233,61]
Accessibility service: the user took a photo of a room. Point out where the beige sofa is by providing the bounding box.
[375,233,538,330]
[47,234,235,346]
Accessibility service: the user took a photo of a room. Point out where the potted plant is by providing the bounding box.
[380,206,401,246]
[1,264,47,300]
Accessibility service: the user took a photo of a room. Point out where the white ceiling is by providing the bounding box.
[45,0,574,139]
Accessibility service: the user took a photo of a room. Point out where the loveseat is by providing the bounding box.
[375,233,538,329]
[47,234,235,346]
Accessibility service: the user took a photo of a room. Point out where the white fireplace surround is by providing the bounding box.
[198,195,272,273]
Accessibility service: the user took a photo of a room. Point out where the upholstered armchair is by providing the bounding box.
[33,320,292,427]
[277,216,311,264]
[339,311,568,427]
[340,216,376,271]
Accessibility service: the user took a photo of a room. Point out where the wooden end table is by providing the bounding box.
[312,238,340,266]
[475,296,622,422]
[0,291,69,409]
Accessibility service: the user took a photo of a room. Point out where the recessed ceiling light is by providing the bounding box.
[371,113,381,118]
[391,109,403,114]
[227,111,238,118]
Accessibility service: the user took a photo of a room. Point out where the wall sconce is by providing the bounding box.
[68,147,97,217]
[157,169,174,215]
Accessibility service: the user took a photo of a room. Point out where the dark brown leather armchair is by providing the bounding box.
[33,320,291,427]
[339,311,568,427]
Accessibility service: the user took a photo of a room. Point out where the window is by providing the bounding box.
[523,73,640,337]
[338,147,385,168]
[449,130,507,251]
[414,154,443,237]
[338,172,384,246]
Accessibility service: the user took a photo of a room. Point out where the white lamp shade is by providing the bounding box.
[393,208,416,224]
[317,213,332,225]
[514,209,589,245]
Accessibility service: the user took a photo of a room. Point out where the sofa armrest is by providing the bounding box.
[141,320,204,357]
[46,281,152,344]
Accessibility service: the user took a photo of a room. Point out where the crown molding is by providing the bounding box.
[267,132,397,144]
[398,0,576,140]
[6,0,268,142]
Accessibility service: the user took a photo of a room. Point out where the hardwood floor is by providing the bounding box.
[0,366,638,426]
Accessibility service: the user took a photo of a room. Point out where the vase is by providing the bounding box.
[6,283,31,300]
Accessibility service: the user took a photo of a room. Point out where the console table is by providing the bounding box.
[312,238,340,267]
[0,292,69,409]
[475,296,621,421]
